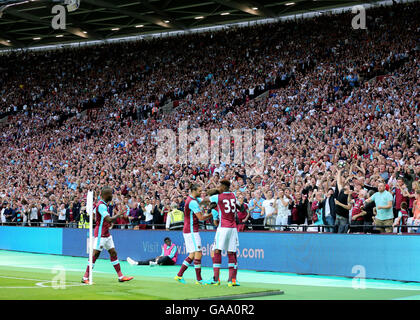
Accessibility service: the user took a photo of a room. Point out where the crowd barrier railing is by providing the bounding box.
[1,221,419,234]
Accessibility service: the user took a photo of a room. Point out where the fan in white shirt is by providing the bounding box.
[144,201,154,222]
[262,190,276,228]
[58,206,67,221]
[30,206,39,222]
[0,208,6,223]
[275,190,291,230]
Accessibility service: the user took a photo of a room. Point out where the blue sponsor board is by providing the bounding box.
[0,226,62,255]
[61,228,89,257]
[1,226,420,282]
[60,229,420,282]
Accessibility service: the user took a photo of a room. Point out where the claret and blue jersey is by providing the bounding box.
[210,192,237,228]
[183,196,202,234]
[94,199,112,239]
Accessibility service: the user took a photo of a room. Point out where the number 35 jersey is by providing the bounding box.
[210,192,237,228]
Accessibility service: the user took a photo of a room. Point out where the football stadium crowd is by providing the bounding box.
[0,2,419,234]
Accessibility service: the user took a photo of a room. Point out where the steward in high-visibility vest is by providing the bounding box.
[78,212,90,229]
[165,203,184,230]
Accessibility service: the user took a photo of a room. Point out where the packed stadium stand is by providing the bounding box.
[0,1,419,234]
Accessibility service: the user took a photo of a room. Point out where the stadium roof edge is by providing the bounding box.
[0,0,416,54]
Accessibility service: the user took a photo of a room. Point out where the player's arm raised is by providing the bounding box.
[190,199,212,221]
[105,213,122,223]
[200,188,220,207]
[97,203,121,223]
[207,188,220,196]
[198,193,221,222]
[195,211,212,221]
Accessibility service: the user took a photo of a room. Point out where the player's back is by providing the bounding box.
[94,200,111,238]
[183,196,200,234]
[216,192,237,228]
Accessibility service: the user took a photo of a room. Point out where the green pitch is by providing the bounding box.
[1,250,420,300]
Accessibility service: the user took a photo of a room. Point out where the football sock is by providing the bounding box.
[228,252,236,282]
[233,252,238,280]
[194,259,202,281]
[110,255,123,278]
[212,251,222,281]
[177,256,193,277]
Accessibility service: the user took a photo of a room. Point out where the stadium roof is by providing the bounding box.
[0,0,397,49]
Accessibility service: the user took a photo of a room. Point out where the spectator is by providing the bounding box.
[57,204,67,228]
[72,201,82,225]
[249,191,264,230]
[365,183,394,233]
[128,199,141,228]
[321,188,336,232]
[334,170,352,233]
[393,202,409,233]
[118,197,130,229]
[29,204,39,226]
[394,177,409,218]
[406,181,418,217]
[275,189,291,231]
[362,190,376,233]
[0,205,6,225]
[12,202,24,226]
[3,203,14,225]
[290,192,309,226]
[262,190,276,230]
[350,190,367,233]
[236,194,249,232]
[410,189,420,233]
[67,205,77,228]
[143,197,154,227]
[152,198,164,229]
[310,191,324,231]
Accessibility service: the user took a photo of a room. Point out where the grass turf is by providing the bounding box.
[1,250,420,300]
[0,267,279,300]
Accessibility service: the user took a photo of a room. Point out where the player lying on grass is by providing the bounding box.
[82,186,133,284]
[174,183,213,285]
[206,180,241,287]
[127,237,178,266]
